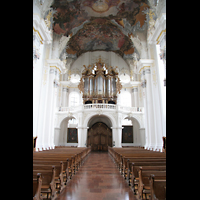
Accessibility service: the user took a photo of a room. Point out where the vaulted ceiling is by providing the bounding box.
[51,0,151,61]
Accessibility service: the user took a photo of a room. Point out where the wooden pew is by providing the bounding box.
[33,162,65,193]
[130,164,166,195]
[108,146,166,199]
[33,153,77,178]
[149,174,166,200]
[124,157,166,180]
[33,173,42,200]
[33,160,68,185]
[138,167,166,200]
[33,147,91,176]
[33,147,91,199]
[33,166,57,200]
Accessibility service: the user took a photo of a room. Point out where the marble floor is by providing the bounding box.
[56,152,136,200]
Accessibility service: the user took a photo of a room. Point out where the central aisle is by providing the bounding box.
[56,152,136,200]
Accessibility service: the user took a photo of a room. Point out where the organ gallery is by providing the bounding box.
[78,56,122,104]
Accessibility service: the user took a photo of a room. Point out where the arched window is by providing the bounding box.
[69,92,80,107]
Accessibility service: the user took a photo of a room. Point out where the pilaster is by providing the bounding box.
[139,59,154,150]
[111,127,123,147]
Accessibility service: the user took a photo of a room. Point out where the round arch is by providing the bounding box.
[122,115,145,147]
[123,115,141,129]
[54,115,78,146]
[83,112,117,128]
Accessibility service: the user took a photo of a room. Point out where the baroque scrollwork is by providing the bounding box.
[78,55,122,104]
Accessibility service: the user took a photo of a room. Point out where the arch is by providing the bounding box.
[123,115,142,129]
[56,115,78,146]
[58,114,77,128]
[123,115,144,146]
[83,112,117,129]
[124,116,141,128]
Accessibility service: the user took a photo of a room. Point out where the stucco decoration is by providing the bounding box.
[51,0,150,60]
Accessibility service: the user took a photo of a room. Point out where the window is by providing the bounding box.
[69,92,79,107]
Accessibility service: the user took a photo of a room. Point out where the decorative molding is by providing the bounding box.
[50,66,61,75]
[47,59,66,74]
[33,14,52,44]
[111,127,124,129]
[76,127,89,129]
[156,29,166,44]
[139,66,150,74]
[33,27,43,44]
[145,68,151,74]
[50,68,54,74]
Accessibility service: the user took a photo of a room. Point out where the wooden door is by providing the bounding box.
[87,122,112,151]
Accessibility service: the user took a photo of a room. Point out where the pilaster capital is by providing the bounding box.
[76,127,89,129]
[47,59,66,74]
[111,127,124,130]
[138,59,154,74]
[62,87,68,92]
[132,87,138,92]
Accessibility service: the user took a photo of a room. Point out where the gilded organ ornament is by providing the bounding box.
[78,56,122,104]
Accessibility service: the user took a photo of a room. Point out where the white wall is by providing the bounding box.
[70,51,130,75]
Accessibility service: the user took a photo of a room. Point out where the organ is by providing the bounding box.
[78,56,122,104]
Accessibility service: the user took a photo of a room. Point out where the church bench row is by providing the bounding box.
[108,147,165,175]
[138,167,166,200]
[108,147,166,200]
[33,173,42,200]
[125,159,166,182]
[33,147,91,199]
[130,164,166,197]
[33,148,91,175]
[149,174,166,200]
[33,147,91,178]
[33,167,57,200]
[33,163,65,194]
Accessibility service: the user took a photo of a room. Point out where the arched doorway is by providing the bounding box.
[87,122,112,151]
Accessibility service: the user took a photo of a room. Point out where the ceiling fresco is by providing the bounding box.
[67,18,133,57]
[51,0,150,60]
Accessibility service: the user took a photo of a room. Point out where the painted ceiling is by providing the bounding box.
[51,0,151,60]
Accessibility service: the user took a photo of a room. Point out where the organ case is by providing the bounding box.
[78,57,122,104]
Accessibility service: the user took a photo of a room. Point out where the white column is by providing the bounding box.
[43,67,55,149]
[62,87,68,107]
[145,68,156,150]
[133,87,138,108]
[77,127,88,147]
[54,128,61,146]
[111,127,123,147]
[131,88,135,107]
[138,59,154,150]
[35,65,49,151]
[153,44,166,151]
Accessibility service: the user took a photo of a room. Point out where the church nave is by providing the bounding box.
[56,152,136,200]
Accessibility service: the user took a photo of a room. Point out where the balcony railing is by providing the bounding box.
[59,104,144,113]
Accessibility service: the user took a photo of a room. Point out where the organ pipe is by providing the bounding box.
[78,56,122,104]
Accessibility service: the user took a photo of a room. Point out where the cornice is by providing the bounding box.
[138,59,154,74]
[33,14,52,44]
[147,13,166,44]
[47,59,66,74]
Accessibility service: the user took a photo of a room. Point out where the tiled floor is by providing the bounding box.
[56,152,136,200]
